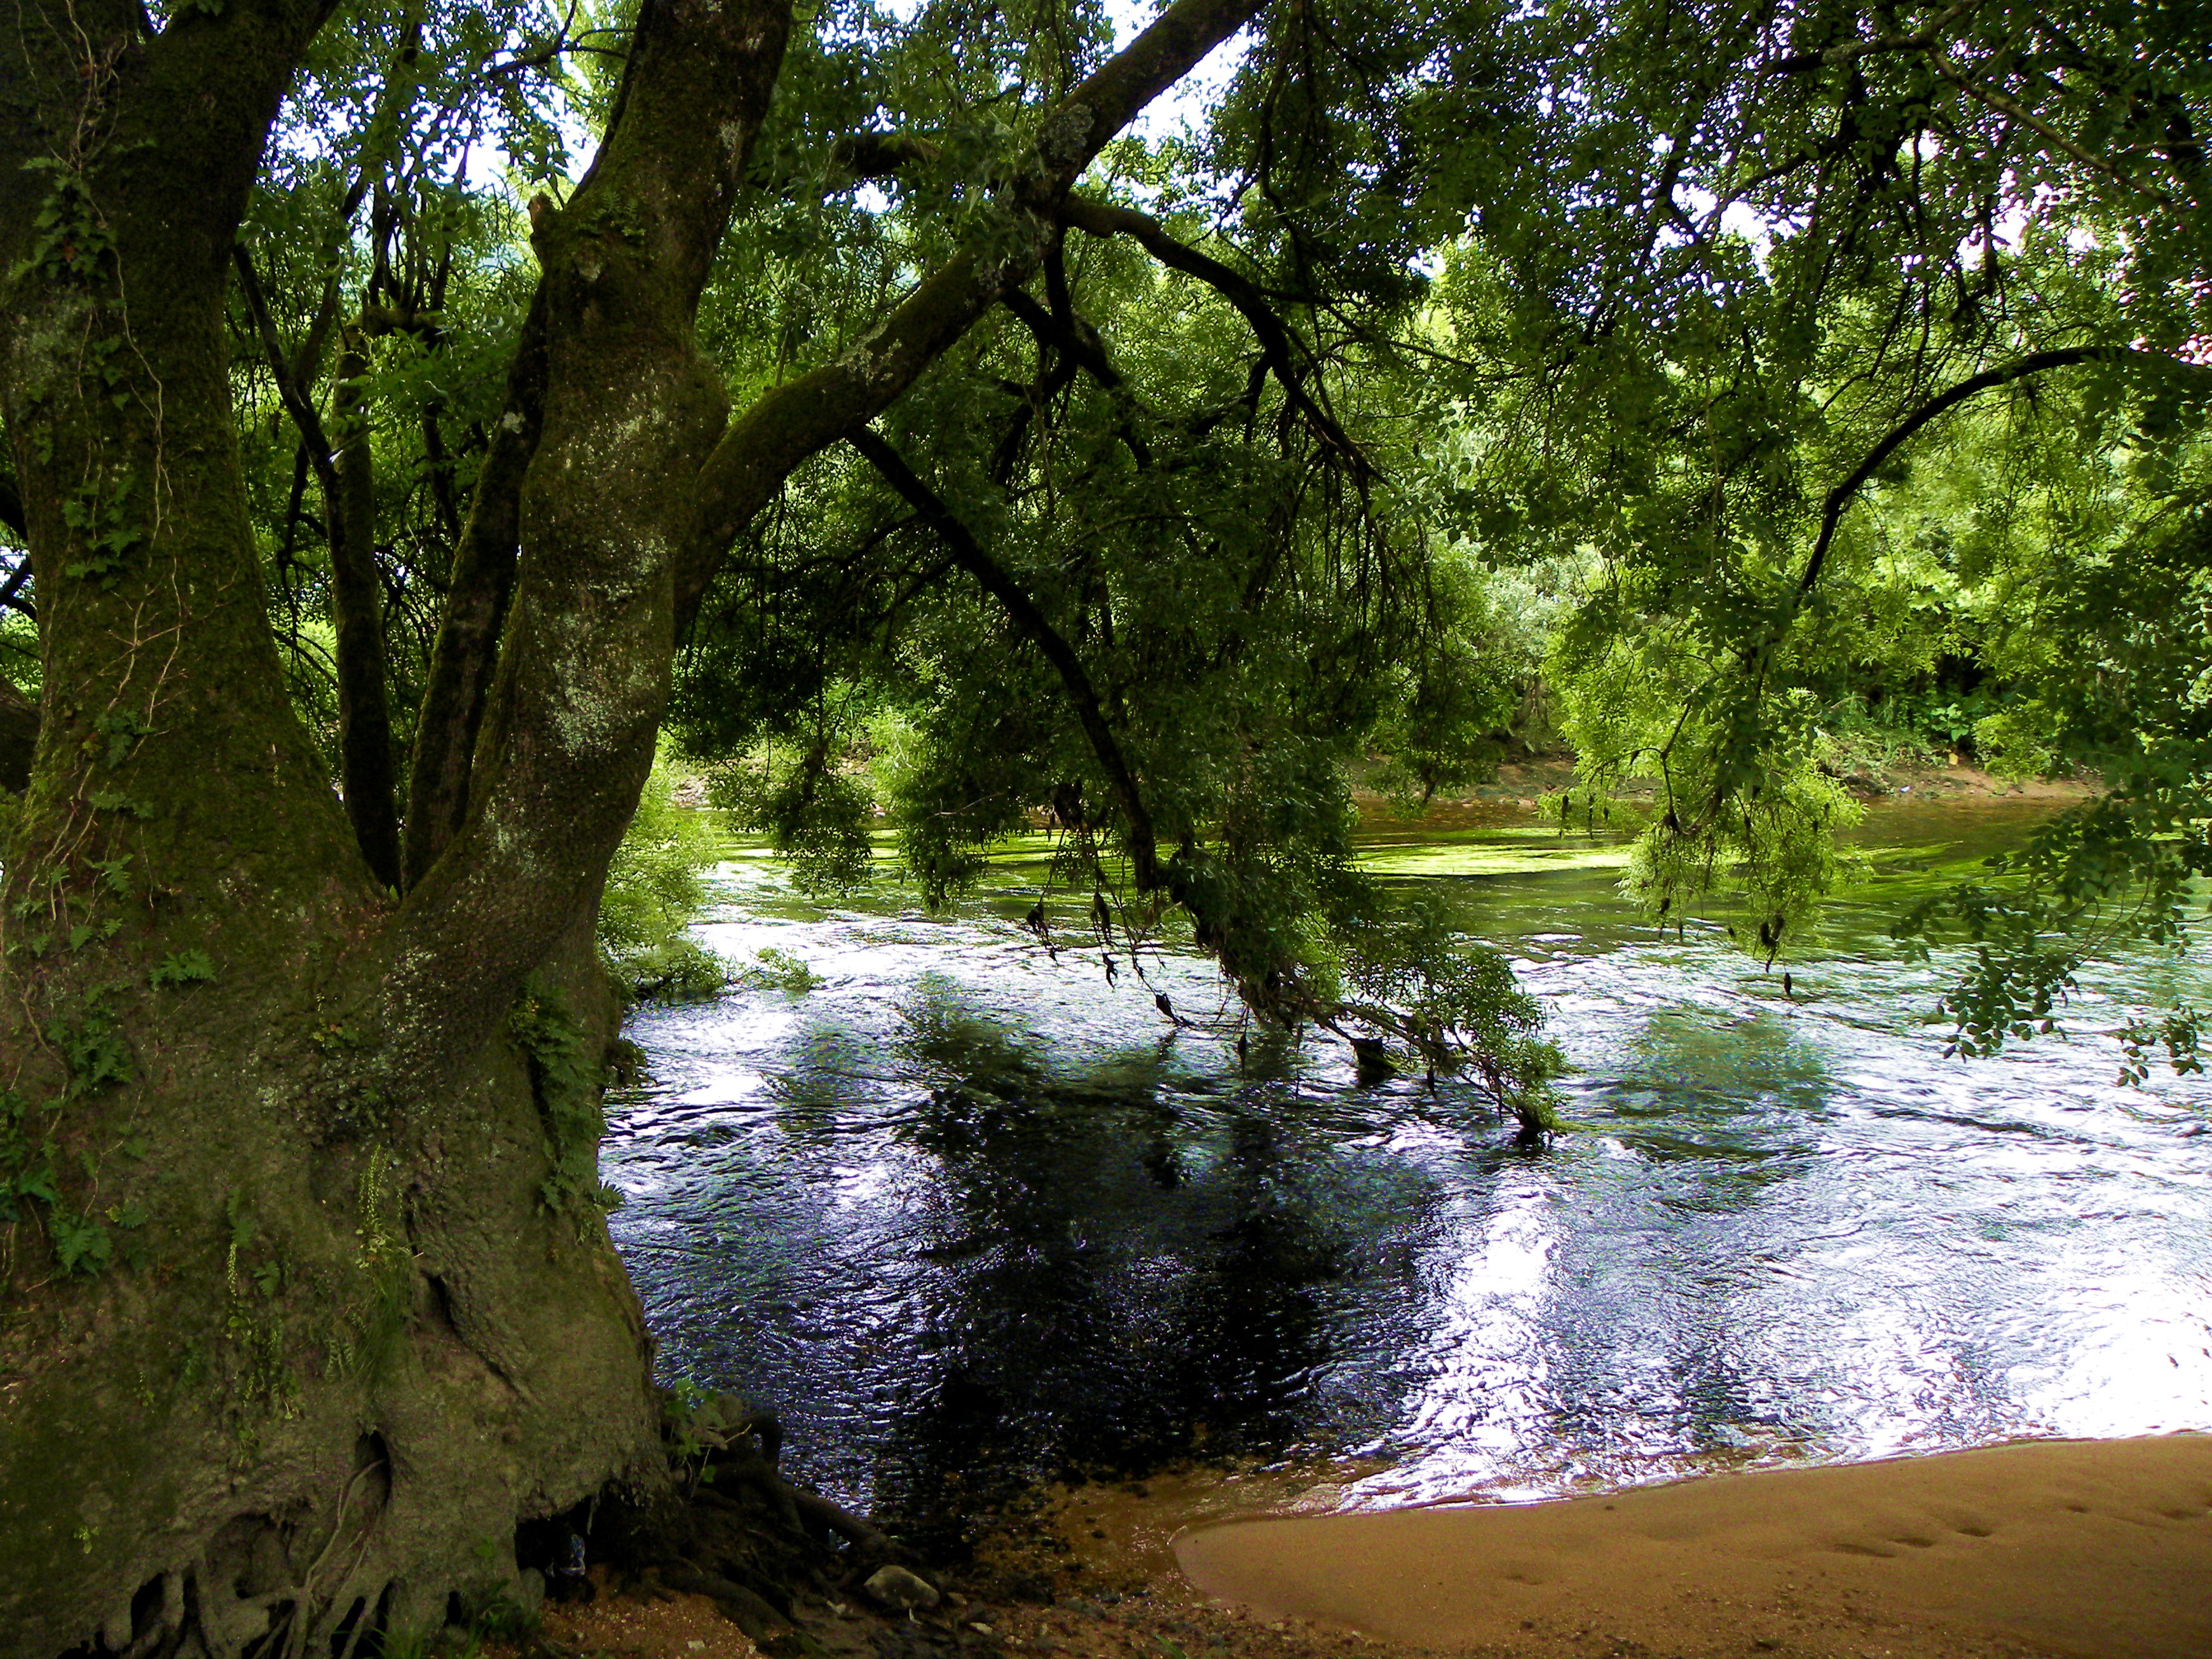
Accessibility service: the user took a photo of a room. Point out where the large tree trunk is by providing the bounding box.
[0,0,1259,1646]
[0,0,758,1648]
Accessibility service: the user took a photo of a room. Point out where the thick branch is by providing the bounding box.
[235,249,402,887]
[679,0,1268,624]
[848,426,1163,894]
[329,328,403,889]
[1766,0,1984,74]
[375,0,792,1063]
[828,132,944,179]
[400,289,547,890]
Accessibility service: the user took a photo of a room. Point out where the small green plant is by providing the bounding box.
[90,710,147,768]
[664,1376,722,1489]
[60,472,144,589]
[599,751,728,1001]
[662,1377,765,1491]
[509,985,623,1217]
[14,158,115,284]
[735,945,821,993]
[150,949,215,988]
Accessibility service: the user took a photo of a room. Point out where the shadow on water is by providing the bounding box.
[605,796,2212,1523]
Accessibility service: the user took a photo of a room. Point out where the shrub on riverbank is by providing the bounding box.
[601,754,729,1001]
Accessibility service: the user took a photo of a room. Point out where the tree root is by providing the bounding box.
[572,1399,936,1655]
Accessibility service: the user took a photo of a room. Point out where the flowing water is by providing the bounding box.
[604,797,2212,1528]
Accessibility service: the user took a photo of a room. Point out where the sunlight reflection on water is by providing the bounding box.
[604,800,2212,1518]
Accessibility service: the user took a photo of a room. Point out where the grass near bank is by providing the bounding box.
[695,751,2090,900]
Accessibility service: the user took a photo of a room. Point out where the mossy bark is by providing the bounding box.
[0,0,782,1648]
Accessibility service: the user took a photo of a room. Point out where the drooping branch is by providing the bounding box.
[1926,46,2171,204]
[0,466,23,539]
[1000,287,1152,468]
[848,425,1164,894]
[233,247,344,498]
[1002,287,1117,388]
[1055,194,1374,477]
[678,0,1270,625]
[1794,346,2139,605]
[382,0,1265,1068]
[375,0,794,1057]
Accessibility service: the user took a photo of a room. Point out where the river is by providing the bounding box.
[602,795,2212,1538]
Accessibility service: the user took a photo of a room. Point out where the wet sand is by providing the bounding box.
[1175,1436,2212,1658]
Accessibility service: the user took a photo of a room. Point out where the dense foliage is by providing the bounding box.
[676,0,2189,1079]
[7,4,2210,1084]
[600,754,727,1000]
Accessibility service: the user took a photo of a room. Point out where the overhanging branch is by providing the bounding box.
[1056,194,1374,478]
[678,0,1269,627]
[999,287,1154,468]
[1796,346,2134,604]
[847,425,1164,894]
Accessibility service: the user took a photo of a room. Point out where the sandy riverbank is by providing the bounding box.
[1175,1435,2212,1659]
[500,1436,2207,1659]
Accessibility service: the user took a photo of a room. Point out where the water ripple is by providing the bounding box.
[605,810,2212,1518]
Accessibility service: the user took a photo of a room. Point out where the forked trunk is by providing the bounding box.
[0,1,704,1648]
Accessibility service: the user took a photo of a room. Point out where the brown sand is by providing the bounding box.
[1175,1437,2212,1659]
[514,1584,767,1658]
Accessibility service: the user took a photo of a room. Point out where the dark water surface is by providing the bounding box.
[604,798,2212,1520]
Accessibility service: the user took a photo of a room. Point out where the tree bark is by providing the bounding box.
[327,326,404,891]
[399,293,547,892]
[0,2,676,1651]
